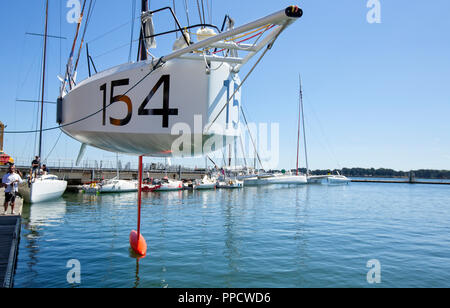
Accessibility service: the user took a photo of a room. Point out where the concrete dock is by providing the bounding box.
[0,188,23,288]
[351,179,450,185]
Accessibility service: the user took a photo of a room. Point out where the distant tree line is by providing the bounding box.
[292,168,450,179]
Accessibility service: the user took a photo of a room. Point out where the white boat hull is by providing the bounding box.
[243,177,269,186]
[19,177,68,204]
[266,175,308,185]
[327,176,350,185]
[154,181,184,191]
[217,180,244,189]
[194,183,216,190]
[99,179,138,193]
[60,59,240,156]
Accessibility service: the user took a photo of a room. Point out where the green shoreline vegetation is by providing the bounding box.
[289,168,450,180]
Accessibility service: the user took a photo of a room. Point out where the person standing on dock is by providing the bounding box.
[2,164,23,215]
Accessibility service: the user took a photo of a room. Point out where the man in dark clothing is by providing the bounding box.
[31,156,40,177]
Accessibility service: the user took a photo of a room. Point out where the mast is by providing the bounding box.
[138,0,149,61]
[296,75,301,176]
[116,153,119,179]
[38,0,49,161]
[299,75,309,175]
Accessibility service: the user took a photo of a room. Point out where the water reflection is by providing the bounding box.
[294,185,311,281]
[20,198,67,284]
[222,190,243,287]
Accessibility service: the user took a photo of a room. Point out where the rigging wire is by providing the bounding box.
[87,21,133,45]
[201,0,206,26]
[128,0,137,62]
[44,130,63,162]
[184,0,190,27]
[4,58,165,135]
[205,0,211,25]
[196,0,203,25]
[172,0,178,38]
[73,0,95,73]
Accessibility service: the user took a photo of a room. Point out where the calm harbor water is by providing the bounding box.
[14,181,450,288]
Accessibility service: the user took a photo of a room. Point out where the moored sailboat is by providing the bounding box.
[19,0,67,203]
[194,175,217,190]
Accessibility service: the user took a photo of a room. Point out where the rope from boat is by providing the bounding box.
[225,24,271,42]
[43,130,63,162]
[128,0,137,62]
[240,106,263,169]
[213,24,275,55]
[4,58,165,135]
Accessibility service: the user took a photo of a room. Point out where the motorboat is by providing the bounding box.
[142,179,158,192]
[327,174,350,185]
[153,178,184,191]
[81,181,101,194]
[217,178,244,189]
[98,177,138,193]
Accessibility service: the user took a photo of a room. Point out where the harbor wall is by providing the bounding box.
[0,166,205,185]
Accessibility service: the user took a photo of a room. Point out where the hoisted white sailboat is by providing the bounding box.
[19,0,67,204]
[55,1,303,256]
[57,3,304,157]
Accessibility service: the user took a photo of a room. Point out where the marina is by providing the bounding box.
[10,179,450,288]
[0,0,449,290]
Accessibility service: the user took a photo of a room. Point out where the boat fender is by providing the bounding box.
[173,31,191,51]
[196,27,217,42]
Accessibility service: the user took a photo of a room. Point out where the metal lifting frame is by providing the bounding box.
[162,7,303,72]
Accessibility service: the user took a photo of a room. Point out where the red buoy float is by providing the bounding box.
[129,230,147,256]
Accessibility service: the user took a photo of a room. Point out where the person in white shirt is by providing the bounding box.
[2,164,23,215]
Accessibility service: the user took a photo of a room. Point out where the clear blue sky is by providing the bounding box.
[1,0,449,171]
